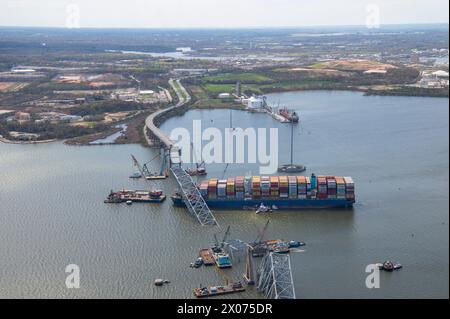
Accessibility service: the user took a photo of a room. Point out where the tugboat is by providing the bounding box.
[191,257,203,268]
[288,240,306,248]
[149,189,164,199]
[279,107,299,123]
[256,203,271,214]
[270,241,290,254]
[104,190,122,203]
[185,166,207,176]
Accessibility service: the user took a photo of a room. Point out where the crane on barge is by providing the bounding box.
[131,153,169,180]
[185,142,207,176]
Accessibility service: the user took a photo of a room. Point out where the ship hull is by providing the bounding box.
[172,197,354,209]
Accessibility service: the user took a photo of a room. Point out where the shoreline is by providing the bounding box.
[0,135,57,145]
[252,86,449,98]
[3,87,447,147]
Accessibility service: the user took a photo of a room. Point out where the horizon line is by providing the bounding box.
[0,22,448,31]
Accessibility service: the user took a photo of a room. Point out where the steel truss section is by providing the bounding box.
[256,252,296,299]
[170,166,218,226]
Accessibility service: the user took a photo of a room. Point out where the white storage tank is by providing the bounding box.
[247,96,264,109]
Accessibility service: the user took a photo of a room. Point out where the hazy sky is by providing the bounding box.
[1,0,449,28]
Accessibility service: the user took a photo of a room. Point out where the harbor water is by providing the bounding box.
[0,91,448,298]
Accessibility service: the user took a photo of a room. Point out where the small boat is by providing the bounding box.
[256,203,271,214]
[288,240,306,248]
[193,258,203,268]
[378,261,402,271]
[154,279,164,286]
[129,172,142,179]
[126,200,133,206]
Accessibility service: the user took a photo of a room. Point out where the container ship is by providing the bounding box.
[171,174,355,209]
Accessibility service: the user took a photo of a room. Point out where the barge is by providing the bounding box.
[105,189,166,204]
[199,249,215,266]
[251,239,303,257]
[193,282,245,298]
[211,246,232,268]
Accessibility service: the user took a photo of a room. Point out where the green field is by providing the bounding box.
[203,72,274,84]
[204,83,236,93]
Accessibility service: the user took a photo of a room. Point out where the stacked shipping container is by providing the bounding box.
[317,176,328,199]
[327,177,337,199]
[199,180,209,197]
[261,176,270,197]
[217,179,227,198]
[306,177,312,199]
[235,176,245,199]
[335,177,346,199]
[297,176,307,199]
[226,177,235,198]
[252,176,261,198]
[244,176,252,196]
[270,176,279,197]
[208,178,218,199]
[279,176,289,198]
[198,175,355,202]
[288,176,297,199]
[344,177,355,200]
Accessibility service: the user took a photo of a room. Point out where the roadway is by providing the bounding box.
[144,78,191,149]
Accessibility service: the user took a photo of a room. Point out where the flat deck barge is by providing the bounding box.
[199,249,215,266]
[104,190,166,204]
[193,282,245,298]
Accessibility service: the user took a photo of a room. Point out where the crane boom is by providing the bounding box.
[131,154,146,177]
[221,226,231,247]
[254,219,270,244]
